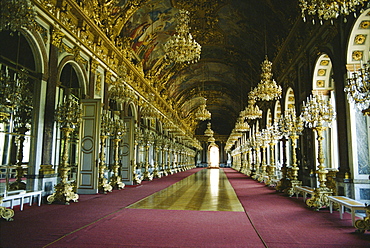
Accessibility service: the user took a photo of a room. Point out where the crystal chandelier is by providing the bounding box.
[241,98,262,120]
[234,117,250,132]
[344,61,370,115]
[0,0,37,33]
[299,0,370,24]
[204,122,214,136]
[164,9,201,64]
[195,98,211,121]
[254,56,282,101]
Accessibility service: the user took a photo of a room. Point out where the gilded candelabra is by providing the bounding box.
[152,136,161,179]
[301,94,336,210]
[280,107,304,196]
[47,96,81,204]
[98,111,113,193]
[258,129,269,183]
[264,123,282,186]
[251,130,262,180]
[142,130,154,181]
[1,67,33,191]
[109,114,126,190]
[133,127,142,184]
[0,197,14,221]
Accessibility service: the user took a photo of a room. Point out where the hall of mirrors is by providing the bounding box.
[0,0,369,227]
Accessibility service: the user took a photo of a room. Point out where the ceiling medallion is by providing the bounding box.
[0,0,37,33]
[164,9,201,64]
[299,0,370,24]
[254,56,282,102]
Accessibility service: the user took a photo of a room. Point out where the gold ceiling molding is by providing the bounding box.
[172,0,227,45]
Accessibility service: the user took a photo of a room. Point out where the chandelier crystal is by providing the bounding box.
[344,61,370,115]
[204,122,214,136]
[255,56,282,101]
[195,99,211,121]
[164,9,201,64]
[241,98,262,120]
[0,0,37,33]
[234,117,250,132]
[299,0,370,24]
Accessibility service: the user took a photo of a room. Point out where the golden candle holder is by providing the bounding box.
[301,94,336,210]
[258,129,269,183]
[142,129,154,181]
[109,115,126,190]
[264,123,282,186]
[47,97,81,204]
[280,107,304,196]
[98,112,113,193]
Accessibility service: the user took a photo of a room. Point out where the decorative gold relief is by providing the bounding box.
[359,20,370,29]
[320,60,329,66]
[354,34,366,45]
[317,69,326,76]
[95,72,102,96]
[352,50,363,61]
[0,197,14,221]
[91,60,99,74]
[51,28,65,48]
[316,80,325,88]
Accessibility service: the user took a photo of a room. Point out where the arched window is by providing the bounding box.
[311,54,339,172]
[345,9,370,201]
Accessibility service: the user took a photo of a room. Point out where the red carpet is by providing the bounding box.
[1,168,369,248]
[223,168,370,248]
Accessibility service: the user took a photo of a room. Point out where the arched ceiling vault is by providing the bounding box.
[118,0,298,135]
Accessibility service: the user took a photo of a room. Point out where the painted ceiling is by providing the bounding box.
[119,0,298,136]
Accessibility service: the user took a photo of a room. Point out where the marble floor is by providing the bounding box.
[127,168,244,212]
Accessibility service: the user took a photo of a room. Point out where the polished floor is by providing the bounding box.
[127,168,244,212]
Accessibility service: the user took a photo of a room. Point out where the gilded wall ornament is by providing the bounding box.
[352,50,363,61]
[359,20,370,29]
[354,34,366,45]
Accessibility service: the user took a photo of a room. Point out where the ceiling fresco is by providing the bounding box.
[120,0,299,136]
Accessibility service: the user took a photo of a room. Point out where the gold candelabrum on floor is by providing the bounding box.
[98,111,113,193]
[133,127,143,184]
[258,129,269,183]
[301,94,336,210]
[251,130,262,180]
[264,123,282,186]
[142,129,154,181]
[1,67,33,191]
[280,107,304,196]
[47,96,81,204]
[109,113,126,190]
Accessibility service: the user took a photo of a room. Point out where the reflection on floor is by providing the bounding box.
[127,168,244,212]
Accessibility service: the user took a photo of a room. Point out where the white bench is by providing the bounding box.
[327,196,366,225]
[294,186,314,202]
[1,190,42,211]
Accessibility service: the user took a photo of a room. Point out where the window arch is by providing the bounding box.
[311,54,339,173]
[345,9,370,199]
